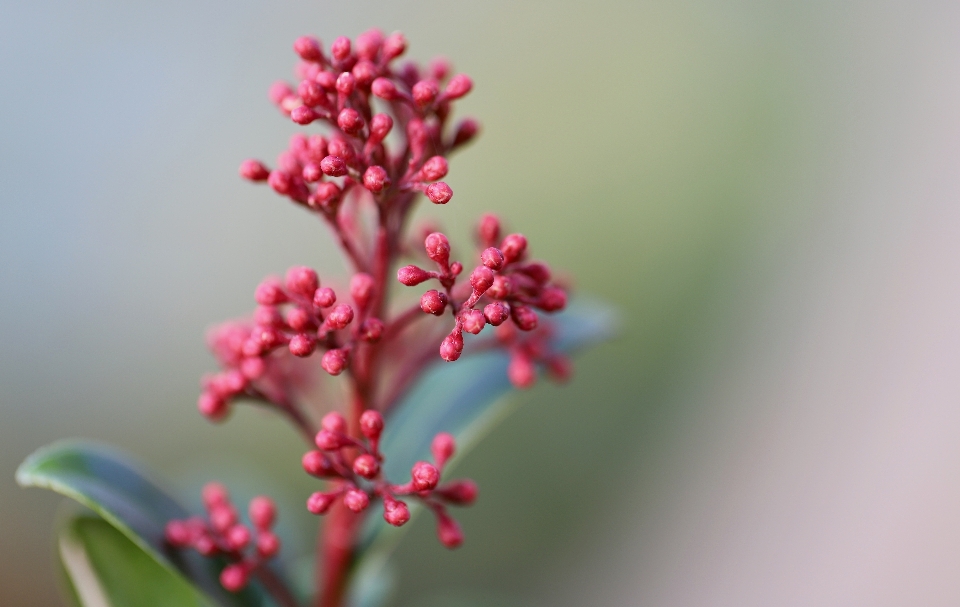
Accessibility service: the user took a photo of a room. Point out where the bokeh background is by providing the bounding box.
[3,0,960,605]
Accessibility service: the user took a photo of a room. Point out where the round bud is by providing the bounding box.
[307,491,336,515]
[289,333,316,357]
[351,60,377,87]
[444,74,473,99]
[419,156,448,182]
[411,461,440,491]
[325,304,355,330]
[397,265,431,286]
[356,28,383,60]
[371,77,399,100]
[437,514,464,549]
[370,113,393,142]
[335,72,356,95]
[321,348,349,375]
[239,159,270,181]
[420,290,448,316]
[360,410,384,440]
[359,317,384,343]
[298,79,325,106]
[331,36,351,61]
[198,391,228,420]
[294,36,323,62]
[314,430,342,451]
[486,275,511,299]
[461,309,486,335]
[469,266,495,295]
[285,266,319,297]
[320,155,348,177]
[337,108,364,135]
[500,233,528,263]
[362,165,389,193]
[450,262,463,275]
[311,182,342,210]
[412,79,439,107]
[226,524,250,551]
[202,482,230,509]
[302,450,335,477]
[508,353,536,389]
[344,489,370,512]
[256,531,280,558]
[291,105,319,125]
[268,170,291,194]
[269,81,294,105]
[210,505,238,534]
[483,302,510,326]
[240,357,265,380]
[353,454,380,479]
[425,182,453,204]
[431,432,456,468]
[220,563,249,592]
[453,118,480,148]
[348,273,375,311]
[313,287,337,308]
[382,32,407,60]
[327,137,353,160]
[315,70,337,89]
[424,232,450,264]
[383,498,411,526]
[287,308,313,331]
[429,57,451,80]
[321,411,347,434]
[440,333,463,362]
[437,479,478,505]
[481,247,505,271]
[537,287,567,312]
[547,356,573,382]
[248,496,276,530]
[165,520,191,546]
[477,214,501,246]
[511,304,539,331]
[521,262,551,284]
[302,163,322,182]
[255,278,288,305]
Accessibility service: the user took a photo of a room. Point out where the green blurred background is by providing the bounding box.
[3,0,960,605]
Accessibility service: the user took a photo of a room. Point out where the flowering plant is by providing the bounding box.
[17,28,612,607]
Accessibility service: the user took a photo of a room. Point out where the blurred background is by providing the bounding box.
[3,0,960,605]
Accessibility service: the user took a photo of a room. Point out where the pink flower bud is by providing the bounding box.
[269,81,294,105]
[424,232,450,264]
[412,79,439,107]
[344,489,370,512]
[285,266,319,297]
[436,513,464,549]
[382,32,407,60]
[314,430,342,451]
[337,108,364,135]
[425,182,453,204]
[469,266,495,295]
[437,479,477,505]
[311,182,341,210]
[286,307,313,331]
[398,265,431,286]
[440,332,464,361]
[202,483,230,509]
[356,28,383,60]
[419,156,448,181]
[248,496,276,530]
[331,36,351,62]
[411,461,440,491]
[521,262,551,284]
[302,450,335,477]
[360,410,384,441]
[320,155,347,177]
[335,72,356,95]
[508,353,536,388]
[268,170,292,195]
[294,36,323,62]
[453,118,479,147]
[302,163,323,182]
[511,304,538,331]
[240,159,270,181]
[537,287,567,312]
[165,520,191,546]
[481,247,504,270]
[313,287,337,308]
[359,318,384,342]
[220,563,249,592]
[307,491,337,515]
[210,505,238,534]
[240,357,265,380]
[195,534,217,556]
[353,454,380,479]
[362,165,389,193]
[371,77,399,100]
[256,531,280,557]
[483,302,510,326]
[325,304,355,330]
[352,60,377,87]
[500,233,527,263]
[349,273,376,311]
[198,392,228,420]
[321,411,347,434]
[369,113,393,142]
[477,213,501,246]
[461,309,486,335]
[451,261,463,275]
[444,74,473,99]
[226,524,250,550]
[431,432,456,468]
[289,333,316,357]
[291,105,319,125]
[383,497,410,526]
[486,275,511,299]
[321,348,349,375]
[547,356,572,382]
[420,290,448,316]
[298,79,325,106]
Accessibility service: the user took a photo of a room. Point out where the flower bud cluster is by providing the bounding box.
[199,266,385,420]
[240,28,479,218]
[303,410,476,548]
[165,484,281,592]
[397,213,570,387]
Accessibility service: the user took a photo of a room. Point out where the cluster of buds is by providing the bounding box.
[240,27,478,220]
[165,484,280,592]
[303,410,477,548]
[398,213,570,386]
[197,265,385,421]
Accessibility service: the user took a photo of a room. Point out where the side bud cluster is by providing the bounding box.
[165,484,281,592]
[303,411,476,548]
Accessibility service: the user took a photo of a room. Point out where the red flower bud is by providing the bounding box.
[321,348,349,375]
[321,411,347,434]
[220,563,250,592]
[325,304,355,330]
[320,155,347,177]
[453,118,479,147]
[461,309,486,335]
[444,74,473,99]
[255,277,288,305]
[424,232,450,264]
[481,247,505,270]
[419,156,448,181]
[431,432,456,468]
[508,353,536,388]
[369,113,393,142]
[359,317,384,342]
[291,105,319,125]
[344,489,370,512]
[353,454,380,479]
[469,266,495,295]
[436,513,464,549]
[411,461,440,491]
[483,302,510,326]
[383,497,410,526]
[425,181,453,204]
[298,79,325,106]
[500,233,527,263]
[331,37,351,62]
[337,108,364,135]
[371,77,399,100]
[362,165,389,193]
[313,287,337,308]
[288,333,316,357]
[307,491,337,514]
[257,531,280,558]
[420,290,448,316]
[537,286,567,312]
[302,450,336,477]
[285,266,319,297]
[412,79,439,107]
[240,159,270,181]
[437,479,477,505]
[440,332,463,361]
[511,304,538,331]
[225,524,250,551]
[335,72,356,95]
[398,265,431,286]
[360,410,384,441]
[382,32,407,60]
[294,36,323,62]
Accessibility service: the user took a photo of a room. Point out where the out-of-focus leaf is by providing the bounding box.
[348,300,617,604]
[16,440,259,607]
[59,514,212,607]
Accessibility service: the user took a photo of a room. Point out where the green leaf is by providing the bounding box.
[17,441,258,607]
[59,513,213,607]
[348,300,617,605]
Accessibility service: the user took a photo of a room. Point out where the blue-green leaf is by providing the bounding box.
[16,441,259,607]
[59,513,213,607]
